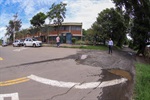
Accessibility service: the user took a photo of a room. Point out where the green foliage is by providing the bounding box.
[134,63,150,100]
[72,38,76,44]
[15,29,29,39]
[124,37,129,45]
[0,39,2,45]
[48,2,66,24]
[75,40,85,45]
[40,25,54,35]
[30,12,46,28]
[128,40,134,49]
[84,28,95,44]
[92,8,128,47]
[47,2,67,35]
[61,45,107,51]
[6,14,22,42]
[112,0,150,55]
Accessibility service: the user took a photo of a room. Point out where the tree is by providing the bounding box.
[92,8,127,47]
[19,29,30,39]
[30,12,46,38]
[47,2,67,35]
[6,13,22,42]
[40,24,54,43]
[112,0,150,55]
[30,12,46,28]
[28,26,39,37]
[85,28,95,44]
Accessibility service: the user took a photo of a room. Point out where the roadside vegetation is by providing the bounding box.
[0,39,2,45]
[61,45,108,51]
[134,63,150,100]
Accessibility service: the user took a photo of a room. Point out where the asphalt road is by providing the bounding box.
[0,46,133,100]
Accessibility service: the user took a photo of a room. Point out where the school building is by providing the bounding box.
[41,22,83,44]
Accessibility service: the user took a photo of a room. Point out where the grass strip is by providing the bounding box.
[61,45,108,51]
[134,63,150,100]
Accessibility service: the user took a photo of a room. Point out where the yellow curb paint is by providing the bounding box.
[0,57,3,60]
[0,77,30,86]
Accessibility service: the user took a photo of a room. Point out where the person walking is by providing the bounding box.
[56,35,60,47]
[108,38,113,54]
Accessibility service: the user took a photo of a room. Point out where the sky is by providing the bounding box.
[0,0,115,39]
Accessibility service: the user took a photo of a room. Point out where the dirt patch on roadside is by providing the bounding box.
[108,69,132,81]
[98,69,133,100]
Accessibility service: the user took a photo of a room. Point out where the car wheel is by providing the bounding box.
[33,43,36,47]
[13,44,15,47]
[24,44,26,47]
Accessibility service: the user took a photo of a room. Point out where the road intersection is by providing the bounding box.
[0,46,133,100]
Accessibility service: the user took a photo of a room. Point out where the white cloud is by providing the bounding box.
[23,0,35,16]
[64,0,115,29]
[0,13,14,25]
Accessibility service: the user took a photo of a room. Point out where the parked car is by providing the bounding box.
[24,38,42,47]
[2,42,8,47]
[13,39,24,47]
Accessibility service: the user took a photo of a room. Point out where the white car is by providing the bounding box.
[24,38,42,47]
[13,39,24,47]
[2,42,7,47]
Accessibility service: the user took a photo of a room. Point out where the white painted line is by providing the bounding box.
[28,75,128,89]
[0,93,19,100]
[13,47,27,52]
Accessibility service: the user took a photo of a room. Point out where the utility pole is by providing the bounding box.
[13,13,18,42]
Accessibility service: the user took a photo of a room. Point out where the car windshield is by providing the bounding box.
[20,39,24,42]
[32,38,38,41]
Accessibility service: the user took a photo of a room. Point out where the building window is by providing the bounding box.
[64,26,69,31]
[71,26,81,31]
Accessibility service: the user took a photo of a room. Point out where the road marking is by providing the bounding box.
[28,74,128,89]
[13,47,27,52]
[0,92,19,100]
[81,55,88,60]
[0,77,30,86]
[0,57,3,60]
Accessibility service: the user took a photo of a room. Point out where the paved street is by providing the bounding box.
[0,46,132,100]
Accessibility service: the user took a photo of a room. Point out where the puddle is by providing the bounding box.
[100,69,133,100]
[108,69,132,81]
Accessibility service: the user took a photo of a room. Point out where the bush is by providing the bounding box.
[72,38,76,44]
[129,40,134,49]
[124,38,129,45]
[0,40,2,45]
[75,40,85,45]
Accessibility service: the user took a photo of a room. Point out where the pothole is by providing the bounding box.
[108,69,132,81]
